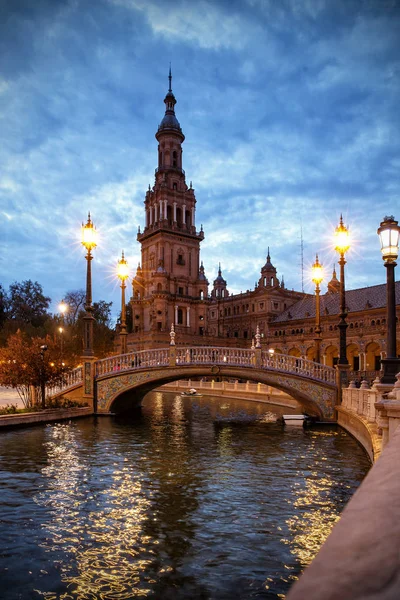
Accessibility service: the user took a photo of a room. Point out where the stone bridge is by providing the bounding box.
[52,346,338,420]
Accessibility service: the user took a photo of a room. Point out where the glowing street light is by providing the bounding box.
[81,213,97,356]
[117,251,129,355]
[312,254,323,363]
[334,215,350,389]
[377,216,400,384]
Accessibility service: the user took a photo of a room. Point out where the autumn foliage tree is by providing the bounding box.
[0,332,71,408]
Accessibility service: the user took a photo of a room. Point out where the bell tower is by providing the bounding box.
[131,70,208,346]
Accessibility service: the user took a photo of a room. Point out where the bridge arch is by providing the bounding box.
[98,367,327,417]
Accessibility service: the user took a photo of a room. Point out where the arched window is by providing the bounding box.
[157,283,162,291]
[200,290,204,300]
[167,204,172,225]
[172,150,177,167]
[177,308,183,324]
[264,277,267,286]
[271,277,274,286]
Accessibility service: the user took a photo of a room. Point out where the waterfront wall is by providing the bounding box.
[159,380,300,409]
[0,406,93,429]
[286,423,400,600]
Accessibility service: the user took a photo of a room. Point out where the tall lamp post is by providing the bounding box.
[39,344,48,409]
[117,251,129,355]
[312,254,323,363]
[334,215,350,388]
[377,215,400,384]
[81,213,97,356]
[58,299,67,360]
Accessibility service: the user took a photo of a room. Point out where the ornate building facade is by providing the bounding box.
[125,75,400,374]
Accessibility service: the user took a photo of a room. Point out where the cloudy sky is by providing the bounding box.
[1,0,399,320]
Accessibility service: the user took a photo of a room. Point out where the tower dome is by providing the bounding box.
[258,248,279,288]
[156,67,184,141]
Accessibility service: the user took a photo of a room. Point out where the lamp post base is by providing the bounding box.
[380,358,400,385]
[336,363,351,404]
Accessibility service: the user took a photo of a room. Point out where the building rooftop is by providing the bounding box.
[274,281,400,323]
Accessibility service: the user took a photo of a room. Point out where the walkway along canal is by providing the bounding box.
[0,391,370,599]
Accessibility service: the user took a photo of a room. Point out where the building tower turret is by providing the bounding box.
[131,71,208,346]
[258,248,280,288]
[211,264,229,298]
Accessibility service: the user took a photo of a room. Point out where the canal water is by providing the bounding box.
[0,392,370,599]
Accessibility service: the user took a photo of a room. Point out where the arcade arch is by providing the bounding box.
[365,342,381,371]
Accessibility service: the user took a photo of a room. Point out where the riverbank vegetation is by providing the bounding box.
[0,280,115,406]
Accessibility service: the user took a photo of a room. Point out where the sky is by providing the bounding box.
[1,0,399,321]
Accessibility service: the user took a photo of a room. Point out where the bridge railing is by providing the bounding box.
[176,346,254,366]
[262,351,336,384]
[95,346,336,383]
[47,367,83,398]
[96,348,170,377]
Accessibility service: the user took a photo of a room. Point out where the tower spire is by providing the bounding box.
[168,64,172,92]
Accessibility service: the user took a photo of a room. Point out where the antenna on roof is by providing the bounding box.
[300,225,304,293]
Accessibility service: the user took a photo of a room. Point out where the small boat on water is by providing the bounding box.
[181,388,203,397]
[282,414,306,426]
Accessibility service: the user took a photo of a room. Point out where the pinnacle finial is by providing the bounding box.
[168,64,172,92]
[218,262,221,275]
[267,246,270,261]
[255,325,261,348]
[170,323,176,346]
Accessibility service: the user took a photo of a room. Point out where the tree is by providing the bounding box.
[62,290,86,325]
[0,332,71,408]
[57,294,115,360]
[92,300,113,327]
[0,284,9,329]
[8,280,51,327]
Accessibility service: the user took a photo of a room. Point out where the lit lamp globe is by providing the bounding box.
[311,255,323,286]
[377,216,400,263]
[334,216,350,256]
[117,251,129,282]
[81,213,97,251]
[59,300,68,316]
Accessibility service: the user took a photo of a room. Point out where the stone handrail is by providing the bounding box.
[261,351,336,384]
[96,348,170,377]
[47,367,83,398]
[176,346,254,366]
[94,346,336,384]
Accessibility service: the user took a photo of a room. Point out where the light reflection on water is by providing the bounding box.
[0,392,370,599]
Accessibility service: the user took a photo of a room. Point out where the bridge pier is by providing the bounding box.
[82,357,97,412]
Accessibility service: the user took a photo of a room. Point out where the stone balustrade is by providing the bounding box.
[261,351,336,384]
[95,348,170,376]
[95,346,335,384]
[339,373,400,461]
[47,367,83,397]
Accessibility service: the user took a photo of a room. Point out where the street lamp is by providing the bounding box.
[58,299,67,359]
[117,251,129,355]
[312,254,323,363]
[58,326,64,358]
[81,213,97,356]
[59,299,67,318]
[334,215,350,387]
[39,344,48,409]
[377,215,400,384]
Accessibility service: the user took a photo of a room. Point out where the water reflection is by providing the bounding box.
[0,394,370,600]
